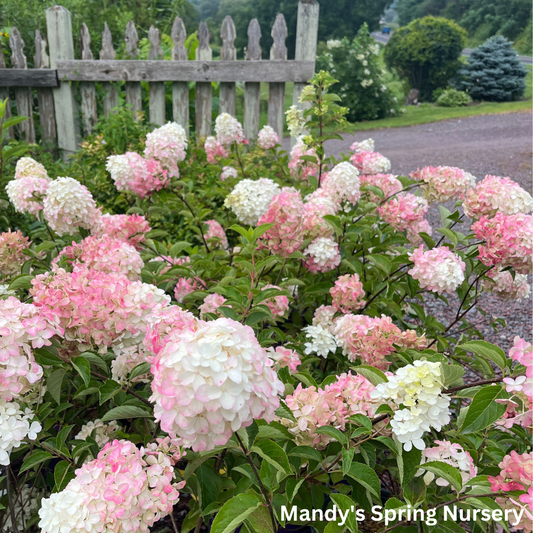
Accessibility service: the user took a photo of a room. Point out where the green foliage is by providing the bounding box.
[316,25,400,122]
[396,0,532,54]
[458,36,528,102]
[435,87,472,107]
[384,16,468,100]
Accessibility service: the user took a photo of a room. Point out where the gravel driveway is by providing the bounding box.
[286,111,533,349]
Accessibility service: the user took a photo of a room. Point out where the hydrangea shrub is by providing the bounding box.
[0,72,531,533]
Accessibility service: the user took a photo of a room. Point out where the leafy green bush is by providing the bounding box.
[458,36,528,101]
[384,16,467,100]
[316,24,400,122]
[435,88,472,107]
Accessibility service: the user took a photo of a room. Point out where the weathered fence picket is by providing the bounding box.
[243,19,262,140]
[1,1,318,153]
[10,28,35,142]
[171,17,189,135]
[220,16,237,116]
[46,5,80,158]
[100,23,118,118]
[148,26,165,126]
[125,21,143,118]
[79,24,97,136]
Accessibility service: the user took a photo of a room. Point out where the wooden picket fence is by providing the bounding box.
[0,1,319,157]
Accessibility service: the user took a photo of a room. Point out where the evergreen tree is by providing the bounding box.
[458,36,528,101]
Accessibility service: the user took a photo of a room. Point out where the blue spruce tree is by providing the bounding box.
[458,36,528,101]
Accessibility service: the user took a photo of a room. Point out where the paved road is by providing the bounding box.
[371,32,533,64]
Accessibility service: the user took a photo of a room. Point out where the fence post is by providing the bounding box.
[171,17,189,135]
[125,21,142,119]
[9,27,36,143]
[100,23,118,118]
[46,5,80,158]
[79,24,97,135]
[268,14,288,139]
[195,22,212,137]
[292,0,319,144]
[148,26,165,126]
[0,40,13,139]
[34,30,56,144]
[219,16,236,116]
[244,19,261,140]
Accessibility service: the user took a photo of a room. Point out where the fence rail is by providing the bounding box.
[0,1,319,158]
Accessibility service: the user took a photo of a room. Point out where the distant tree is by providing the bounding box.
[384,16,467,100]
[457,36,528,101]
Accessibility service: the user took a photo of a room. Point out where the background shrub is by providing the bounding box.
[384,16,467,101]
[316,24,400,122]
[458,36,528,101]
[436,88,472,107]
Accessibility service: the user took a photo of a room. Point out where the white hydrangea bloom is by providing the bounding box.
[285,106,306,138]
[257,125,279,150]
[303,237,341,271]
[215,113,244,145]
[350,138,375,153]
[150,318,284,452]
[0,400,42,465]
[144,122,188,178]
[224,178,281,226]
[15,157,49,180]
[75,419,122,447]
[43,177,100,236]
[326,40,342,49]
[312,305,336,331]
[38,483,98,533]
[302,325,337,358]
[371,361,451,451]
[0,284,15,298]
[322,161,361,206]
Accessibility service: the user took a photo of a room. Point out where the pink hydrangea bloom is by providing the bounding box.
[258,187,305,257]
[215,113,245,145]
[289,138,318,181]
[260,284,289,318]
[38,439,185,533]
[55,236,144,281]
[473,213,533,274]
[150,317,284,451]
[350,138,374,153]
[43,177,101,236]
[302,189,338,239]
[410,166,476,203]
[488,451,533,493]
[268,346,301,373]
[6,175,51,216]
[482,268,530,301]
[257,125,279,149]
[360,173,402,203]
[321,162,361,206]
[106,152,169,199]
[279,373,379,448]
[280,383,347,448]
[419,440,477,489]
[0,297,62,401]
[144,304,197,357]
[220,166,238,181]
[199,293,227,318]
[304,237,341,273]
[350,150,391,175]
[31,265,170,351]
[94,213,151,251]
[205,220,228,249]
[407,218,433,245]
[144,122,187,179]
[377,193,429,233]
[509,337,533,378]
[150,256,204,304]
[330,273,366,313]
[333,314,427,369]
[205,137,229,163]
[408,245,466,294]
[464,175,533,219]
[0,230,30,280]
